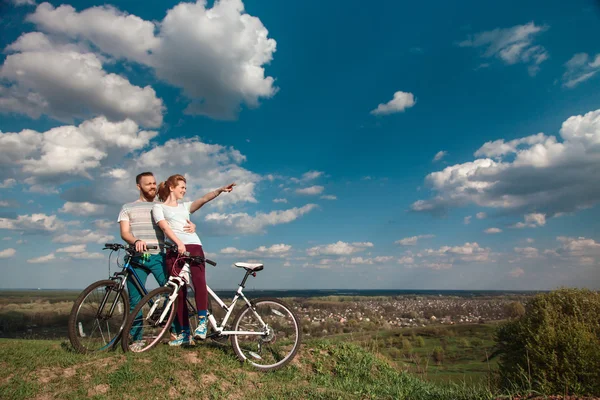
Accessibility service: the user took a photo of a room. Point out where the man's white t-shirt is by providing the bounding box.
[152,202,202,246]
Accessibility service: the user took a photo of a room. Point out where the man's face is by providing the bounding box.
[137,175,157,199]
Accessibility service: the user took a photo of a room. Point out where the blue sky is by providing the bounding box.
[1,0,600,290]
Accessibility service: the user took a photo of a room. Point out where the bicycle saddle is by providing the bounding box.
[234,262,264,271]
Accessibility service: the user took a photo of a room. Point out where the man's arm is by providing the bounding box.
[120,220,147,252]
[189,183,236,214]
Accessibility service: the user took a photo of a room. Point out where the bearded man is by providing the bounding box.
[117,172,195,346]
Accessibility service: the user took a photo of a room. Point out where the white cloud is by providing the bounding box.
[370,91,416,115]
[273,198,287,204]
[307,241,373,256]
[464,216,472,225]
[52,230,114,244]
[476,212,487,219]
[555,236,600,260]
[509,267,525,277]
[291,171,323,183]
[513,213,546,228]
[412,109,600,219]
[11,0,36,6]
[93,220,113,230]
[562,53,600,88]
[28,1,278,120]
[0,117,157,183]
[220,243,292,258]
[70,252,104,259]
[526,238,535,243]
[0,213,64,232]
[0,33,164,127]
[204,204,318,235]
[27,253,55,263]
[433,151,447,162]
[458,22,549,75]
[418,242,491,266]
[514,246,540,258]
[56,244,87,253]
[397,256,415,265]
[296,186,324,195]
[0,201,9,207]
[395,234,435,246]
[485,227,502,234]
[59,202,106,216]
[320,195,337,200]
[0,248,16,258]
[0,179,16,188]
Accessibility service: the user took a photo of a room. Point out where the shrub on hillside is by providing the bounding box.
[495,288,600,396]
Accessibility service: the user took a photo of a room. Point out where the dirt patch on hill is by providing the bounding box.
[87,384,109,397]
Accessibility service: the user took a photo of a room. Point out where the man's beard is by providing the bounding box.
[141,188,156,200]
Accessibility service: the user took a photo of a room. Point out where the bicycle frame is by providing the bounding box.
[150,263,269,337]
[97,256,149,321]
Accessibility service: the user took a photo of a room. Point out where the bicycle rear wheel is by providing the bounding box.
[121,286,177,353]
[68,279,128,354]
[230,298,301,371]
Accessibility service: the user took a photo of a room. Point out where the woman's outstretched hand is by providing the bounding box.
[220,183,236,193]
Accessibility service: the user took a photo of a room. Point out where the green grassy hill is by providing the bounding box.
[0,338,498,400]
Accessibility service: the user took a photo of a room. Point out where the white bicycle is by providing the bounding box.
[121,249,301,371]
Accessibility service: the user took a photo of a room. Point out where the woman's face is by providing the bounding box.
[171,180,186,200]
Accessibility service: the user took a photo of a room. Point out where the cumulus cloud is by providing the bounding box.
[27,0,277,120]
[0,248,16,258]
[411,109,600,221]
[513,213,546,228]
[291,171,323,183]
[395,234,435,246]
[320,195,337,200]
[433,151,447,162]
[59,202,106,216]
[464,216,472,225]
[0,117,157,183]
[370,91,416,115]
[476,212,487,219]
[307,241,373,256]
[417,242,492,267]
[509,267,525,277]
[0,179,16,189]
[11,0,36,7]
[485,227,502,234]
[562,53,600,88]
[273,198,287,204]
[0,213,64,232]
[296,186,324,195]
[56,244,87,253]
[52,230,114,244]
[514,246,540,258]
[204,204,318,235]
[220,243,291,258]
[457,22,549,75]
[0,33,164,127]
[27,253,55,263]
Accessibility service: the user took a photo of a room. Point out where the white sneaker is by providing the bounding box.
[130,340,146,352]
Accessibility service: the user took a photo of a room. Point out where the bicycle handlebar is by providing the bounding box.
[103,243,158,252]
[102,243,217,266]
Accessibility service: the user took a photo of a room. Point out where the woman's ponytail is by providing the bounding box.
[157,181,169,202]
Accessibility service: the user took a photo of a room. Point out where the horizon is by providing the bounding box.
[1,0,599,290]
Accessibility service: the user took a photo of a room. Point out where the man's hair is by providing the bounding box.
[136,172,154,185]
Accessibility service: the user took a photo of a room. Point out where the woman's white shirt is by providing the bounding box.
[152,202,202,245]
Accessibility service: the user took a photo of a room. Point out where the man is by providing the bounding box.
[118,171,195,348]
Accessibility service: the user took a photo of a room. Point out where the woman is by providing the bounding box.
[152,174,235,346]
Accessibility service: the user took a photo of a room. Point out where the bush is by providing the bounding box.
[495,288,600,396]
[505,301,526,319]
[401,338,413,354]
[415,336,425,347]
[432,346,444,364]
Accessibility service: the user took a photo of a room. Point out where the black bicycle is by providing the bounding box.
[67,243,159,353]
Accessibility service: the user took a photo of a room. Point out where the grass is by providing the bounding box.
[0,337,505,400]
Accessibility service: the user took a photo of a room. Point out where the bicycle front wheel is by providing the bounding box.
[68,279,128,354]
[230,298,301,371]
[121,286,177,353]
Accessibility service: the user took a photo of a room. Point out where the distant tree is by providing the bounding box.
[496,288,600,396]
[415,336,425,348]
[504,301,526,319]
[401,338,413,355]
